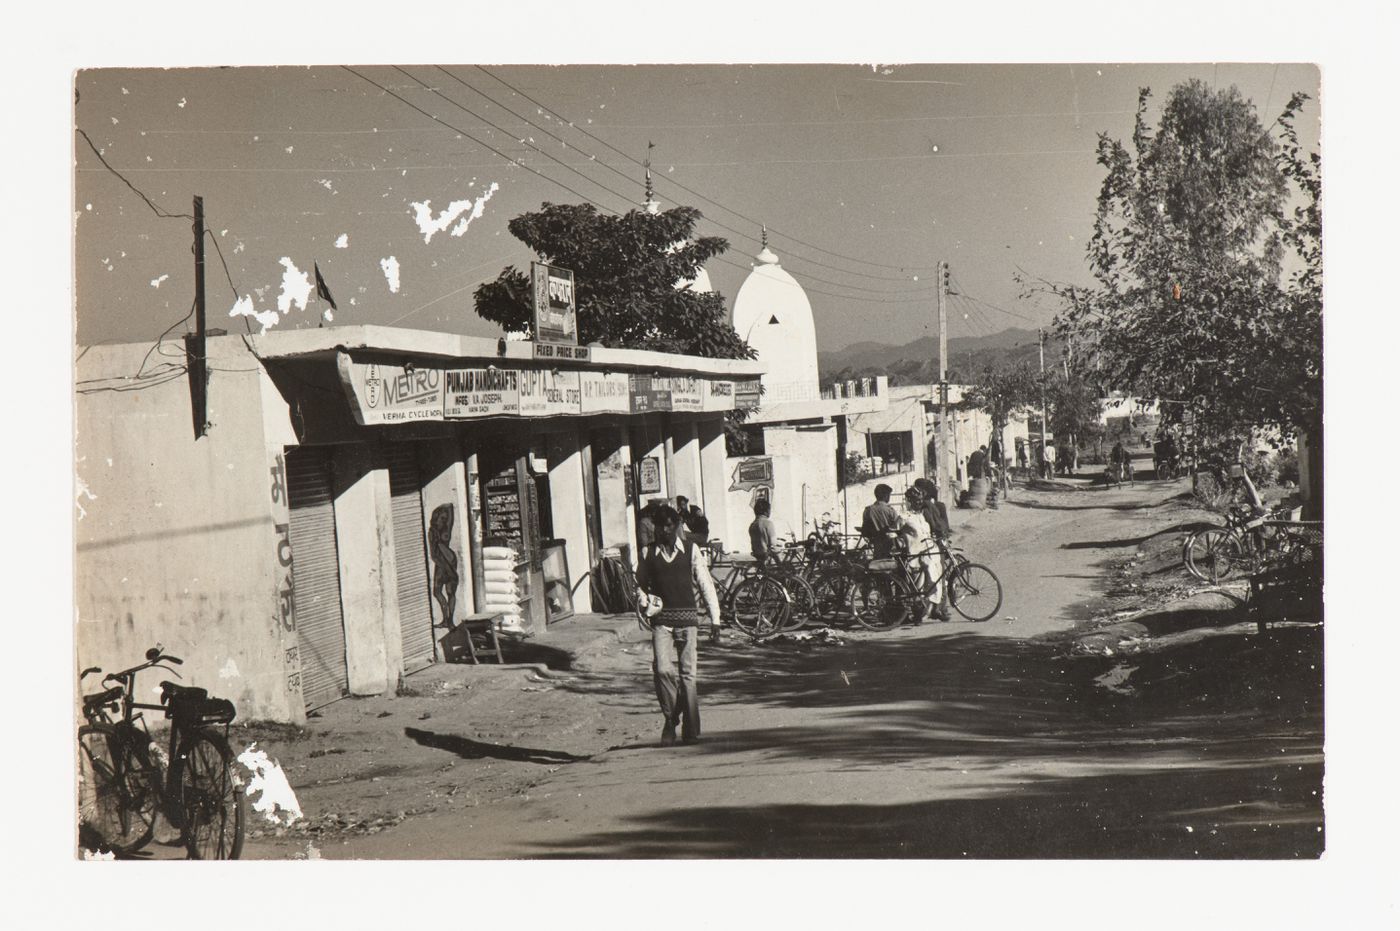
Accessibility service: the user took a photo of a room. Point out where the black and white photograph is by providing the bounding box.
[19,1,1397,926]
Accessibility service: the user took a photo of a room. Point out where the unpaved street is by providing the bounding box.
[241,476,1320,860]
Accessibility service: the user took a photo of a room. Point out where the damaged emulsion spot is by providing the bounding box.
[238,743,304,827]
[409,181,500,244]
[380,256,400,294]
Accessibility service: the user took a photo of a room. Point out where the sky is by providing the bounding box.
[73,62,1320,353]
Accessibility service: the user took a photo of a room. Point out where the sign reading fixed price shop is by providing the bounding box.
[337,352,444,425]
[531,262,578,345]
[518,369,581,417]
[443,368,520,419]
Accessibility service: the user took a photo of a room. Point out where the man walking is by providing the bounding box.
[636,504,722,746]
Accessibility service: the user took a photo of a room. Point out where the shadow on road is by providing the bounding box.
[403,727,590,764]
[527,757,1322,859]
[1059,520,1217,550]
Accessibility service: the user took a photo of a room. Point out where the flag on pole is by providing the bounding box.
[314,261,338,311]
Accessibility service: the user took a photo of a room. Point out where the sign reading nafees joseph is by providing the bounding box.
[337,352,444,425]
[444,367,520,419]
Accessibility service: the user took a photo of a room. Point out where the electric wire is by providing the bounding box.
[473,66,943,275]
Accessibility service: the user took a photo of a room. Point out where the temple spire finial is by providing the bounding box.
[643,141,659,214]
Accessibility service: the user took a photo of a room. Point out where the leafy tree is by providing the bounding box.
[474,202,754,360]
[956,363,1041,465]
[1045,369,1105,467]
[1042,81,1321,449]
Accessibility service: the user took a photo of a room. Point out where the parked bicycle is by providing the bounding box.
[708,549,793,638]
[848,539,1003,629]
[78,645,248,859]
[1182,504,1321,583]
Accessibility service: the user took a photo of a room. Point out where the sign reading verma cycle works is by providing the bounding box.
[337,354,444,425]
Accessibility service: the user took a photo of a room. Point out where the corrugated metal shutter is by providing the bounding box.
[287,447,349,712]
[385,445,436,673]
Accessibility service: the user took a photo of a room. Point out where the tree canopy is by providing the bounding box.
[1045,80,1321,443]
[956,363,1041,446]
[473,202,754,361]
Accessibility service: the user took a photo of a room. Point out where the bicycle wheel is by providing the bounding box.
[179,730,247,860]
[773,572,818,629]
[729,576,789,638]
[948,563,1003,622]
[848,573,911,630]
[811,570,855,626]
[77,723,159,855]
[1185,528,1244,582]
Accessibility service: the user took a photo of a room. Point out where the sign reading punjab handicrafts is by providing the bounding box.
[443,368,520,419]
[336,352,444,426]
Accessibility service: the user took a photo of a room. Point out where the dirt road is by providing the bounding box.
[267,476,1319,859]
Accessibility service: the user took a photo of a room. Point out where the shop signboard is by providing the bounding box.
[637,456,662,495]
[336,352,444,425]
[518,368,582,417]
[531,262,578,344]
[532,342,591,362]
[702,378,735,411]
[629,374,672,414]
[734,378,762,411]
[730,456,774,491]
[659,374,703,412]
[579,370,631,414]
[443,367,521,419]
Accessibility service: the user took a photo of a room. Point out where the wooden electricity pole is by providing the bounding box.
[190,195,210,438]
[937,261,951,502]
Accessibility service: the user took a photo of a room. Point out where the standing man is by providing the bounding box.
[911,478,953,621]
[748,498,778,566]
[636,504,722,746]
[859,483,905,558]
[1042,442,1057,479]
[968,445,988,482]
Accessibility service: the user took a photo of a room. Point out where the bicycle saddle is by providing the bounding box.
[83,686,123,711]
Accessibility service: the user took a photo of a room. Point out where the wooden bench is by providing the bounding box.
[438,612,506,664]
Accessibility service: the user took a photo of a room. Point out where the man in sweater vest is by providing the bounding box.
[636,504,722,746]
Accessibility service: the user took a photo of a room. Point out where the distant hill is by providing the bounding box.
[819,327,1062,385]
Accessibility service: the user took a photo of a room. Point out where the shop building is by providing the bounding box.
[75,326,761,723]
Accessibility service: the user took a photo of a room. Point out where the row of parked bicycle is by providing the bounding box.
[1180,502,1322,583]
[706,520,1003,638]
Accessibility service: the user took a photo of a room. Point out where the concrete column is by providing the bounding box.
[669,418,703,506]
[331,446,398,696]
[546,428,593,613]
[697,417,732,547]
[593,427,637,561]
[419,439,475,645]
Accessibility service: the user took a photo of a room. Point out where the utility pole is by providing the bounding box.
[937,261,951,503]
[190,195,209,438]
[1038,327,1050,471]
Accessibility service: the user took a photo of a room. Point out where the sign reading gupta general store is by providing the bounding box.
[443,368,520,419]
[518,369,582,417]
[337,353,445,425]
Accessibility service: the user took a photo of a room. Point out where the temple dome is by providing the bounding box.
[731,244,820,403]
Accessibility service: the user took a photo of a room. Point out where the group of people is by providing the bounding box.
[858,479,954,621]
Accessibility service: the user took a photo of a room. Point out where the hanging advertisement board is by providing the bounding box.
[336,352,444,425]
[531,262,578,344]
[443,368,521,419]
[734,378,762,411]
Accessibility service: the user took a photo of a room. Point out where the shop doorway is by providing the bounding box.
[477,445,546,631]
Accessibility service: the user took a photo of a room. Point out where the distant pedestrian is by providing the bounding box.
[968,445,988,480]
[636,504,722,746]
[859,483,905,558]
[685,505,710,546]
[1017,442,1028,470]
[1041,443,1057,479]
